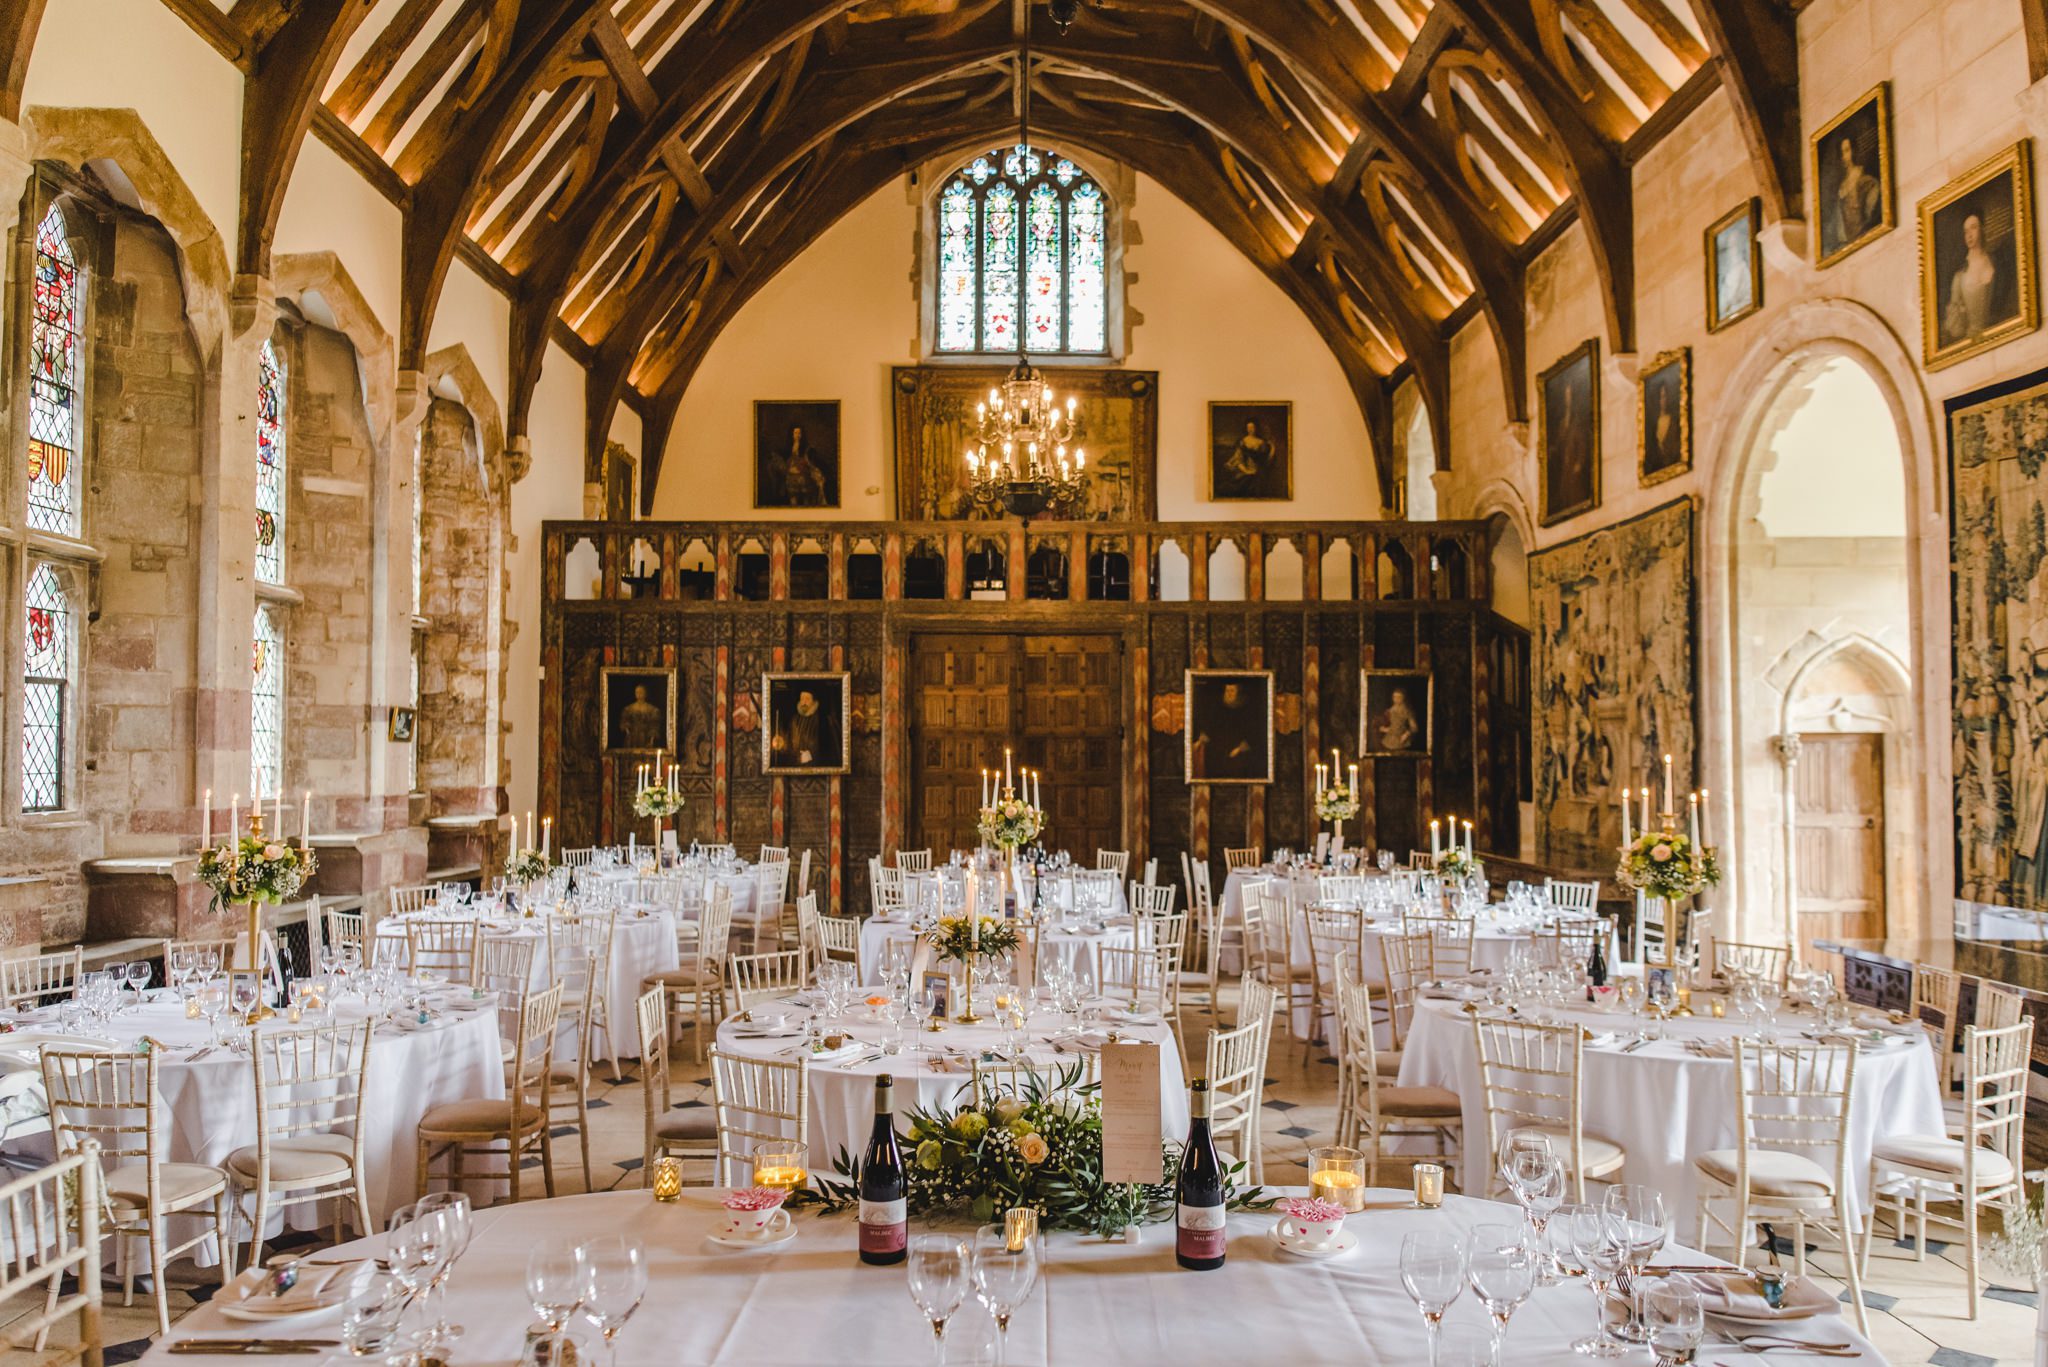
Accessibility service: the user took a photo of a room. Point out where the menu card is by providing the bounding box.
[1098,1041,1164,1183]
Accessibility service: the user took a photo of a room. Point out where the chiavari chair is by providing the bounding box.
[416,981,563,1204]
[230,1020,373,1269]
[634,988,715,1183]
[0,1143,104,1364]
[1470,1014,1626,1202]
[710,1049,810,1187]
[1335,951,1461,1185]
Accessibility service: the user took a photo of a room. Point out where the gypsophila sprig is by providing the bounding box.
[1433,847,1481,882]
[1989,1176,2048,1281]
[503,848,553,882]
[197,836,315,914]
[1314,784,1359,824]
[1614,830,1720,900]
[921,913,1019,964]
[633,783,684,819]
[977,797,1043,849]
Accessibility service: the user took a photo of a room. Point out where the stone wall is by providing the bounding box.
[418,397,509,821]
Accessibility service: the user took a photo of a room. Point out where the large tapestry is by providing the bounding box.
[1529,498,1696,868]
[1951,369,2048,912]
[890,365,1157,520]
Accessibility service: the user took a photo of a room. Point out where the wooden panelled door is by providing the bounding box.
[1792,733,1886,959]
[909,633,1123,861]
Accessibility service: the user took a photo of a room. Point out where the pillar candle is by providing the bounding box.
[202,789,211,848]
[1621,788,1632,844]
[1430,820,1440,858]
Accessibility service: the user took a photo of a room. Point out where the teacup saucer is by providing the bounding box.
[1268,1226,1358,1260]
[707,1223,798,1252]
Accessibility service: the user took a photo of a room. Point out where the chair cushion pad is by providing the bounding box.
[418,1099,546,1134]
[1872,1134,2016,1185]
[654,1109,716,1142]
[1694,1147,1835,1198]
[1517,1125,1626,1177]
[105,1161,226,1212]
[1377,1085,1462,1119]
[225,1132,355,1184]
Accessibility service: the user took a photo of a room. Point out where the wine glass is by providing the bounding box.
[526,1237,587,1332]
[1467,1234,1536,1367]
[578,1235,647,1366]
[1645,1280,1705,1367]
[970,1223,1039,1367]
[413,1191,472,1344]
[905,1234,969,1364]
[1400,1230,1466,1367]
[1603,1184,1668,1344]
[1563,1204,1628,1357]
[388,1206,455,1350]
[1504,1144,1566,1282]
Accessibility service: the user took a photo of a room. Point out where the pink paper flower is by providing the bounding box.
[723,1186,789,1211]
[1282,1196,1347,1223]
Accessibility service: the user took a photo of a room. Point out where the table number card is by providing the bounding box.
[1098,1041,1164,1183]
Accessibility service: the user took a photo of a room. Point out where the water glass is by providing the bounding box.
[341,1266,410,1358]
[1645,1281,1705,1366]
[906,1234,969,1364]
[578,1235,647,1366]
[1400,1230,1466,1367]
[970,1223,1039,1367]
[1468,1238,1535,1367]
[526,1238,586,1331]
[1603,1185,1668,1344]
[1564,1203,1629,1357]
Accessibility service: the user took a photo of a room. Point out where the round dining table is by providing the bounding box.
[1395,993,1947,1240]
[142,1186,1885,1365]
[0,990,504,1260]
[855,915,1138,989]
[714,991,1187,1172]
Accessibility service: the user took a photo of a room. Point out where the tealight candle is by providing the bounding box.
[1414,1162,1445,1208]
[1307,1144,1367,1212]
[1709,996,1726,1019]
[184,997,203,1020]
[651,1156,683,1202]
[751,1147,809,1192]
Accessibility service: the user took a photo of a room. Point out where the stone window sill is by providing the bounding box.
[26,530,104,564]
[256,580,305,607]
[16,811,90,832]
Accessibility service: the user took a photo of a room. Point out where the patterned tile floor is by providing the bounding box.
[12,991,2037,1364]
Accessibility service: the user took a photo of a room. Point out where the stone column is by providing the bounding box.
[1771,733,1803,959]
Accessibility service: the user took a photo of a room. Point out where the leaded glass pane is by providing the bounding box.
[252,606,283,799]
[936,180,978,353]
[27,205,80,536]
[1067,181,1107,353]
[22,563,67,812]
[1024,182,1063,352]
[255,339,286,584]
[1002,145,1042,179]
[981,183,1019,354]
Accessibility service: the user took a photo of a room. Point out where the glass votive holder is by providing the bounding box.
[1413,1162,1445,1208]
[751,1145,809,1193]
[1708,996,1727,1019]
[1307,1145,1368,1212]
[651,1156,683,1202]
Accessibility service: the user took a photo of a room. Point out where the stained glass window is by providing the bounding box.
[933,144,1108,356]
[251,605,283,800]
[255,339,286,584]
[411,426,423,616]
[21,563,67,811]
[28,205,81,536]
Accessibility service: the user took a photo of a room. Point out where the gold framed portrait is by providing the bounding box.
[761,672,852,775]
[1183,669,1274,785]
[1637,347,1691,488]
[599,667,677,753]
[1812,83,1894,268]
[1360,669,1432,758]
[1919,139,2039,372]
[1706,199,1763,332]
[1206,401,1293,500]
[1538,339,1600,527]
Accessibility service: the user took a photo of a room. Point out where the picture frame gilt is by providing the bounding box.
[1637,347,1692,488]
[1360,669,1432,758]
[1206,401,1293,501]
[1183,669,1274,785]
[1706,198,1763,333]
[1920,139,2038,372]
[1538,339,1601,527]
[761,672,852,775]
[1812,83,1895,268]
[600,667,678,754]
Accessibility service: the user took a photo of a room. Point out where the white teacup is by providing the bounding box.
[722,1206,792,1242]
[1275,1198,1346,1251]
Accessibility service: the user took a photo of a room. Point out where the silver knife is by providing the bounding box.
[168,1340,340,1354]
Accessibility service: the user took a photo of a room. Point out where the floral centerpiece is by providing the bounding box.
[792,1068,1271,1237]
[977,797,1043,850]
[922,912,1020,964]
[1614,829,1719,900]
[1313,783,1359,825]
[1433,847,1481,882]
[197,836,315,914]
[633,781,684,821]
[503,848,553,883]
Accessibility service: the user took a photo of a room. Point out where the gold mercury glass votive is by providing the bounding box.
[1005,1207,1039,1250]
[1308,1145,1368,1212]
[651,1156,683,1203]
[1414,1163,1445,1208]
[184,998,203,1020]
[1709,996,1727,1019]
[751,1146,809,1193]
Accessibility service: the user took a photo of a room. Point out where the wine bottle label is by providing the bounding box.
[858,1198,907,1256]
[1176,1202,1227,1259]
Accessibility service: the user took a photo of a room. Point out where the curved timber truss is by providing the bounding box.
[2,0,1802,509]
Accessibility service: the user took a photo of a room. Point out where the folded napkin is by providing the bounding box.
[803,1039,864,1062]
[1685,1038,1737,1059]
[1685,1271,1834,1321]
[1581,1030,1620,1049]
[220,1263,352,1316]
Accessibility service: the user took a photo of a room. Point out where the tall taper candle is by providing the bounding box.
[230,794,239,842]
[1640,786,1649,833]
[1430,819,1440,858]
[1621,788,1632,844]
[1662,753,1674,817]
[1348,763,1358,797]
[301,790,311,846]
[525,811,532,853]
[1006,747,1013,792]
[1688,792,1698,845]
[1316,764,1325,796]
[202,789,212,848]
[1463,820,1473,858]
[1699,788,1709,845]
[542,817,552,858]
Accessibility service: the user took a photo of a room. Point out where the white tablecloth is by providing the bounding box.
[715,994,1187,1174]
[856,917,1138,989]
[1397,996,1947,1239]
[378,910,681,1062]
[141,1187,1883,1366]
[0,995,504,1258]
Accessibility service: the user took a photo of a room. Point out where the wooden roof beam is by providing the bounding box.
[0,0,48,123]
[1691,0,1803,222]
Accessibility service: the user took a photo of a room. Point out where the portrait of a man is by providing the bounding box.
[1637,348,1691,487]
[754,401,841,509]
[1921,142,2037,370]
[762,673,850,775]
[1813,85,1893,267]
[1184,670,1274,784]
[1707,199,1762,331]
[1539,340,1600,526]
[1362,670,1432,757]
[600,667,677,753]
[1207,402,1292,500]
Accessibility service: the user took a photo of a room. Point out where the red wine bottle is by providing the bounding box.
[1586,929,1609,999]
[1176,1078,1227,1270]
[857,1074,907,1265]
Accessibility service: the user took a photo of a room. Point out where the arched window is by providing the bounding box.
[934,146,1107,356]
[27,204,81,536]
[252,605,283,799]
[21,563,69,811]
[255,339,286,584]
[410,426,423,615]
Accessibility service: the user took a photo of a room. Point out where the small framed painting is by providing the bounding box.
[754,400,841,509]
[1361,669,1432,757]
[387,707,416,743]
[1183,670,1274,784]
[600,667,677,753]
[1706,199,1763,332]
[1812,83,1894,268]
[762,672,851,775]
[1920,140,2038,371]
[1206,402,1292,500]
[921,972,952,1021]
[1538,339,1600,527]
[1637,348,1691,488]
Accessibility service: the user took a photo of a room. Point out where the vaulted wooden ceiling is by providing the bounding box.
[23,0,1803,505]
